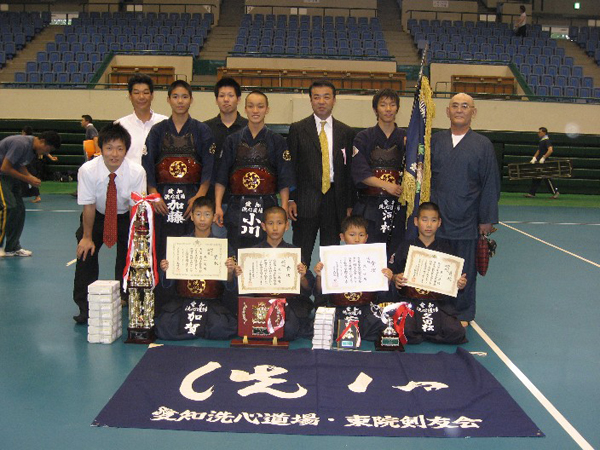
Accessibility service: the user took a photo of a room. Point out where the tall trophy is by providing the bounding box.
[124,193,161,344]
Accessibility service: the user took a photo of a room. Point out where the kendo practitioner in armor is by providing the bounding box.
[214,90,295,254]
[351,88,406,258]
[142,80,215,260]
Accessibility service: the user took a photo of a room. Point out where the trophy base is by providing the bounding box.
[231,336,289,349]
[375,336,405,352]
[125,327,156,344]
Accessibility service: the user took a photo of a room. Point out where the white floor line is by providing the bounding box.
[500,221,600,269]
[471,321,593,450]
[26,209,78,213]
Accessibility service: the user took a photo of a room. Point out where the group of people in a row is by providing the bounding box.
[0,73,500,345]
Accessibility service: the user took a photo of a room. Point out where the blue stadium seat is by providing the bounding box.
[568,77,580,87]
[546,65,558,77]
[520,64,531,76]
[572,66,583,78]
[533,64,544,75]
[56,72,69,84]
[564,86,577,97]
[42,72,54,83]
[536,85,548,96]
[579,87,592,98]
[555,75,567,87]
[25,61,37,73]
[582,76,594,88]
[541,75,553,86]
[528,74,539,86]
[28,72,41,83]
[550,86,563,97]
[15,72,27,83]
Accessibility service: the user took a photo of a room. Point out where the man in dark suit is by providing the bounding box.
[287,79,356,267]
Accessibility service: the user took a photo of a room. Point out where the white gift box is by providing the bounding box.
[87,280,120,295]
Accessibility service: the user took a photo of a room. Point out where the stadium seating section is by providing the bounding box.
[12,11,213,87]
[408,19,599,101]
[0,12,51,69]
[231,14,390,60]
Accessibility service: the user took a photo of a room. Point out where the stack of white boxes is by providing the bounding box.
[87,280,123,344]
[312,306,336,350]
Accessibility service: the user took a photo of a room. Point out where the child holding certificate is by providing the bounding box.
[314,215,390,341]
[155,197,238,340]
[234,206,315,341]
[389,202,467,344]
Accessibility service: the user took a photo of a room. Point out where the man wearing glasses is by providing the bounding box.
[430,93,500,326]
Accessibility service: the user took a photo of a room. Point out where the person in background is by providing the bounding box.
[0,130,61,257]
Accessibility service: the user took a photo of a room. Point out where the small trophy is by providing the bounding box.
[375,307,403,352]
[124,200,157,344]
[375,302,412,352]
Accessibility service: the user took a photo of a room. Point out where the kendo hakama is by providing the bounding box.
[352,125,407,257]
[216,126,295,253]
[431,129,500,322]
[142,117,215,260]
[389,238,466,344]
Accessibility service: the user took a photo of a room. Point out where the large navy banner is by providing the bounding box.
[93,345,543,438]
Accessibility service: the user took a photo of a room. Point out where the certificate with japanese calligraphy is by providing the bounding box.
[237,247,301,295]
[319,243,388,294]
[404,245,464,297]
[166,237,228,281]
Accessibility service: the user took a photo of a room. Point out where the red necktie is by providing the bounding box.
[103,173,117,247]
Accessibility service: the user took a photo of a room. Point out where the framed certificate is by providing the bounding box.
[319,243,389,295]
[237,247,302,295]
[165,237,228,281]
[404,245,465,297]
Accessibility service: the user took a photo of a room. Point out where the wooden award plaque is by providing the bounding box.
[230,297,289,349]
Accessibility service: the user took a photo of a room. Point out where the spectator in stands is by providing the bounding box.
[115,74,168,166]
[142,80,215,260]
[72,123,146,324]
[287,79,356,267]
[81,114,100,160]
[351,88,406,257]
[0,130,61,257]
[22,126,58,203]
[430,93,500,326]
[515,5,527,37]
[204,77,248,207]
[525,127,559,199]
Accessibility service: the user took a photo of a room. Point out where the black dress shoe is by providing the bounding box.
[73,313,88,324]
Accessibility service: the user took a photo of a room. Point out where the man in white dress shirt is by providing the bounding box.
[72,123,147,324]
[115,74,168,166]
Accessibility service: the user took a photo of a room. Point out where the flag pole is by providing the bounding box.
[386,43,430,248]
